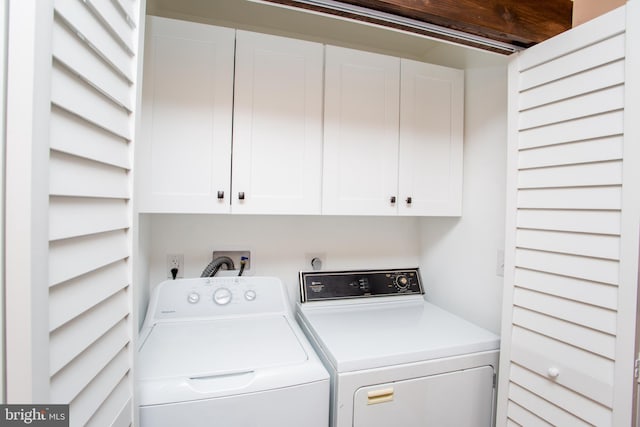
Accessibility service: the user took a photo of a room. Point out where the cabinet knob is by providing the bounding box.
[217,191,224,200]
[238,192,245,200]
[406,196,412,205]
[547,367,560,378]
[390,196,396,204]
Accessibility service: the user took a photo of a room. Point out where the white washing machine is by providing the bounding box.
[138,276,329,427]
[296,268,500,427]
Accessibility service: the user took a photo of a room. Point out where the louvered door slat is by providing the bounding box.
[509,364,611,426]
[519,60,625,111]
[513,287,616,334]
[68,348,130,426]
[50,196,128,241]
[518,136,623,169]
[49,262,128,331]
[51,61,130,140]
[509,384,591,427]
[54,0,133,81]
[49,290,129,376]
[517,209,621,235]
[514,268,617,310]
[513,307,615,359]
[52,15,132,111]
[507,401,554,427]
[511,327,614,407]
[84,0,135,54]
[516,229,620,259]
[49,231,128,287]
[85,376,132,427]
[519,110,624,149]
[49,151,129,199]
[50,106,130,169]
[518,160,622,189]
[519,33,625,91]
[50,319,129,402]
[519,86,624,130]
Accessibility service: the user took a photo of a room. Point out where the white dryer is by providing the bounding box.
[296,268,500,427]
[138,276,329,427]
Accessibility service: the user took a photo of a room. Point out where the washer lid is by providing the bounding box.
[299,299,500,373]
[138,315,307,381]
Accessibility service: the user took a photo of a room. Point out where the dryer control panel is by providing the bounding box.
[299,268,423,302]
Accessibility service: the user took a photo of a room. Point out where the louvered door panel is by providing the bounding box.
[47,0,140,426]
[498,4,640,426]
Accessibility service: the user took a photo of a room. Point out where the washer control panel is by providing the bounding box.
[299,268,423,302]
[150,277,287,320]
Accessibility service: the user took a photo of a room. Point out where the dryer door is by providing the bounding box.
[353,365,495,427]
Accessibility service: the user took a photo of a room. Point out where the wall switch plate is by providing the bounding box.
[212,250,251,271]
[167,254,184,279]
[496,249,505,277]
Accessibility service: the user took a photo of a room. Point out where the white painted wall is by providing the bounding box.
[139,214,422,324]
[0,0,7,403]
[418,65,508,334]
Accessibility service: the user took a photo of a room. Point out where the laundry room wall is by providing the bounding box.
[137,214,422,326]
[418,64,508,334]
[134,53,510,332]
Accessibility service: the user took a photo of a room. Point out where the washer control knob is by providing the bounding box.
[244,290,257,301]
[395,275,409,289]
[213,288,232,305]
[187,292,200,304]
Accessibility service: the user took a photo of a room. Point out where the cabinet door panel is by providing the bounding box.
[231,31,323,214]
[399,59,463,216]
[138,17,234,213]
[322,46,399,215]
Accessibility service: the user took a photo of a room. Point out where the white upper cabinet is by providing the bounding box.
[399,59,463,216]
[138,17,235,213]
[322,46,464,216]
[138,17,464,217]
[231,31,323,214]
[322,46,401,215]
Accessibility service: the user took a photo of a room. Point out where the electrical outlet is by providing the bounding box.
[305,253,326,271]
[167,254,184,279]
[212,251,251,271]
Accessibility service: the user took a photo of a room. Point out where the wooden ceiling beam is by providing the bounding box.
[259,0,573,52]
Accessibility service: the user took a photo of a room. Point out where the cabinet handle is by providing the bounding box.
[238,192,245,200]
[217,191,224,200]
[406,196,412,205]
[390,196,396,204]
[547,367,560,378]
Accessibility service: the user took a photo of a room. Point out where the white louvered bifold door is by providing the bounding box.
[49,0,142,425]
[4,0,143,425]
[497,3,640,427]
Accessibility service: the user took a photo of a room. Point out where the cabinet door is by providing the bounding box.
[398,59,463,216]
[138,17,234,213]
[497,4,640,426]
[322,46,400,215]
[231,31,323,214]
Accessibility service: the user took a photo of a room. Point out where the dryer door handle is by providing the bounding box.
[367,387,395,405]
